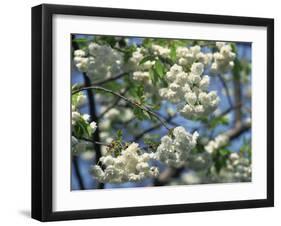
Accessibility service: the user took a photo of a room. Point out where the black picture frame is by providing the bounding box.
[31,3,274,222]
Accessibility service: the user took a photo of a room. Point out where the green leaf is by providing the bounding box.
[213,148,231,173]
[170,45,177,62]
[149,69,159,85]
[116,129,123,141]
[139,56,155,65]
[155,60,165,78]
[209,116,229,129]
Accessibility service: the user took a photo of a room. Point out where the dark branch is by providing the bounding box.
[218,73,233,108]
[72,156,85,190]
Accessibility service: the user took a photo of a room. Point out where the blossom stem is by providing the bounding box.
[73,86,171,131]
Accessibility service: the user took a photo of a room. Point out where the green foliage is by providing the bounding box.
[73,117,92,139]
[208,115,229,129]
[155,60,165,78]
[213,148,231,173]
[143,135,160,151]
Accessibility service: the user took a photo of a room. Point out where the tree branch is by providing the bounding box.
[83,75,105,189]
[218,73,233,108]
[91,72,129,86]
[99,88,128,118]
[73,86,171,131]
[72,156,85,190]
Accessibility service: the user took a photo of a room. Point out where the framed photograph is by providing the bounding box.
[32,4,274,221]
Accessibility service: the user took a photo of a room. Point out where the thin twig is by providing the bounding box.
[99,88,128,118]
[91,72,129,86]
[73,86,171,131]
[133,115,174,141]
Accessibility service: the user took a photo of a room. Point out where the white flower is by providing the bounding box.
[82,114,90,121]
[160,62,219,119]
[72,111,81,125]
[104,108,120,120]
[74,42,124,81]
[205,134,229,154]
[151,44,170,58]
[223,153,251,182]
[199,75,210,91]
[211,42,236,73]
[191,62,204,75]
[130,48,144,65]
[155,127,198,168]
[91,142,158,183]
[133,71,150,82]
[74,49,86,57]
[176,45,211,67]
[142,60,155,70]
[90,121,97,133]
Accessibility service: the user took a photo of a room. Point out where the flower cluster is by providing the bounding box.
[225,152,251,182]
[155,126,199,168]
[151,44,171,58]
[91,142,159,183]
[159,63,220,118]
[71,91,97,154]
[211,42,236,74]
[73,42,124,81]
[204,134,229,154]
[129,48,155,82]
[176,45,212,66]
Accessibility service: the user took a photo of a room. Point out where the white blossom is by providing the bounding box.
[205,134,229,154]
[129,47,144,65]
[151,44,170,58]
[73,42,124,81]
[176,45,212,66]
[211,42,236,74]
[90,122,97,133]
[160,63,220,119]
[104,108,120,120]
[133,71,150,82]
[155,126,199,168]
[219,153,252,182]
[91,142,158,183]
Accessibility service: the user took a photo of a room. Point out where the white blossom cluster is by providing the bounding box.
[71,91,97,154]
[211,42,236,74]
[151,44,171,58]
[73,42,124,81]
[129,47,155,82]
[225,152,251,182]
[129,44,170,83]
[176,45,213,66]
[91,142,159,183]
[155,126,199,168]
[72,106,97,133]
[204,134,229,154]
[159,63,220,118]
